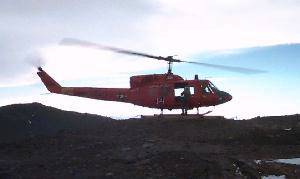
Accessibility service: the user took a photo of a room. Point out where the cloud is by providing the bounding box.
[0,0,159,87]
[1,0,300,87]
[39,45,165,82]
[2,0,300,87]
[143,0,300,55]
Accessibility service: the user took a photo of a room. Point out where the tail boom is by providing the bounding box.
[37,67,131,102]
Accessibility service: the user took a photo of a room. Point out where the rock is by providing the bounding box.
[121,147,131,151]
[142,143,154,148]
[106,172,114,176]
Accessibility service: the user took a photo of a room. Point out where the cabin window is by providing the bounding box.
[174,86,195,96]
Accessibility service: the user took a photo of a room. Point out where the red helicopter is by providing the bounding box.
[37,39,264,115]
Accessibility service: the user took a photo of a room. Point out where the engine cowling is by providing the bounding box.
[130,74,183,88]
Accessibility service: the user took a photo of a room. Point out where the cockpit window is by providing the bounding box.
[203,86,211,94]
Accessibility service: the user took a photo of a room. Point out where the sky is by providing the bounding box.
[1,0,300,119]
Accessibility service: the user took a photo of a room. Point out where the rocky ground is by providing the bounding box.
[0,103,300,178]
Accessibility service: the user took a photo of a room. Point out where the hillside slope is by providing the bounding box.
[0,103,299,178]
[0,103,112,142]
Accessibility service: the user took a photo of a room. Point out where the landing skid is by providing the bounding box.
[198,110,213,116]
[149,110,213,118]
[157,109,213,117]
[141,113,224,120]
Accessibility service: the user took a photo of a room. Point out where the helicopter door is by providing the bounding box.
[157,85,171,106]
[174,83,195,102]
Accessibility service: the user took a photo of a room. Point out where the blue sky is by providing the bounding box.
[1,0,300,118]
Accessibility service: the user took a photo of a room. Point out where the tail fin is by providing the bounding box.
[37,67,62,93]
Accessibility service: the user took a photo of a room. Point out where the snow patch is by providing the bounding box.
[273,158,300,165]
[262,175,286,179]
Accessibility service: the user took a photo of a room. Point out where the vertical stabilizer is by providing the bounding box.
[37,67,62,93]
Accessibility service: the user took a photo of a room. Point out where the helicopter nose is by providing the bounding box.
[218,91,232,104]
[225,92,232,102]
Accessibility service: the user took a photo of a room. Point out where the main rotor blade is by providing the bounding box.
[60,38,164,60]
[60,38,266,74]
[182,60,266,74]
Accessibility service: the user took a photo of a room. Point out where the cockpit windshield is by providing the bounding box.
[202,81,219,94]
[208,82,219,92]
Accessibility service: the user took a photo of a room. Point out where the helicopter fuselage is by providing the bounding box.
[37,68,232,111]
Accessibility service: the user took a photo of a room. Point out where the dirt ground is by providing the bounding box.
[0,103,300,178]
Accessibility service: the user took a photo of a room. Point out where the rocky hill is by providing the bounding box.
[0,103,112,143]
[0,103,299,178]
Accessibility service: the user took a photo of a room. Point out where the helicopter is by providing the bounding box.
[37,38,265,115]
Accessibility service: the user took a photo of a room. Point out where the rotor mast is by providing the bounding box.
[164,56,178,74]
[167,61,173,74]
